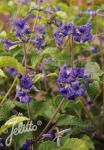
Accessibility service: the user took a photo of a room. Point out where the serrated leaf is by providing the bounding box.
[0,116,29,135]
[30,100,59,120]
[82,135,95,150]
[86,82,101,100]
[61,137,89,150]
[0,101,15,121]
[38,141,56,150]
[85,62,103,81]
[32,47,60,68]
[56,115,87,128]
[0,56,24,75]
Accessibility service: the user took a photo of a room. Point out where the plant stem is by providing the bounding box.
[79,97,97,129]
[27,102,31,119]
[23,42,27,73]
[100,39,104,130]
[69,35,74,67]
[33,98,65,142]
[0,76,18,105]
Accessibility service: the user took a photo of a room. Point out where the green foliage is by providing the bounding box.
[0,56,24,75]
[38,136,95,150]
[85,62,103,100]
[56,115,87,128]
[38,141,56,150]
[0,101,15,121]
[0,0,104,149]
[30,100,60,120]
[85,62,103,81]
[0,68,7,78]
[60,137,94,150]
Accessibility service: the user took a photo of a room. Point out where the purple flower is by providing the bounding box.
[43,129,54,140]
[4,39,13,50]
[73,24,93,43]
[39,0,43,3]
[78,24,91,33]
[16,90,32,103]
[53,22,76,46]
[0,138,3,148]
[7,67,22,78]
[91,46,97,53]
[57,66,92,100]
[59,23,76,36]
[7,67,18,76]
[17,0,28,5]
[38,16,42,20]
[86,9,96,16]
[53,30,63,46]
[36,25,45,34]
[34,35,45,50]
[80,33,93,43]
[3,39,19,50]
[22,0,28,4]
[20,139,31,150]
[54,6,61,11]
[86,97,93,110]
[20,76,32,89]
[13,18,30,38]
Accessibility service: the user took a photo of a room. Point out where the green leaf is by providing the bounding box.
[86,82,101,100]
[14,132,32,149]
[32,47,60,68]
[34,73,43,83]
[47,73,58,77]
[85,62,102,99]
[85,62,103,81]
[38,141,56,150]
[0,101,15,121]
[56,11,68,19]
[0,116,29,135]
[30,100,59,120]
[81,135,95,150]
[61,137,90,150]
[0,68,7,78]
[0,56,24,75]
[56,115,87,128]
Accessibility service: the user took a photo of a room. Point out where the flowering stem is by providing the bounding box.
[0,76,18,105]
[23,42,28,73]
[69,35,74,67]
[33,98,65,142]
[79,97,97,129]
[26,0,40,51]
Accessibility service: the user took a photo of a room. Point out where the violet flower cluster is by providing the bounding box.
[53,22,94,47]
[57,65,92,100]
[53,22,75,46]
[13,18,30,38]
[29,25,45,51]
[7,67,33,103]
[16,75,33,103]
[74,24,93,43]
